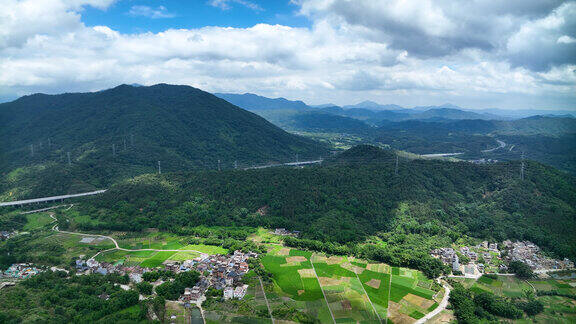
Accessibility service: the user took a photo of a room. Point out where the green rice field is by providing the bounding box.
[261,246,440,323]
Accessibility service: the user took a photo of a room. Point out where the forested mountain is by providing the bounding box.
[0,84,327,200]
[76,146,576,268]
[214,93,309,111]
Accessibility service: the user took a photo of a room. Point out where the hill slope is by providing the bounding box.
[74,145,576,270]
[0,84,327,199]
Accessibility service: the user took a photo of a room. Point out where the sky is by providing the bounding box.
[1,0,575,110]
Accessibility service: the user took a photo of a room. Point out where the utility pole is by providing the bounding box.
[395,154,399,176]
[520,152,525,181]
[218,159,221,171]
[67,152,71,166]
[30,144,34,157]
[158,161,161,174]
[112,144,116,157]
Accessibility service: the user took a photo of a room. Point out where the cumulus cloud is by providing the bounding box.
[128,5,175,19]
[0,0,574,109]
[506,2,576,71]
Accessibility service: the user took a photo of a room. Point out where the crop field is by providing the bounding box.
[261,247,440,323]
[466,275,532,298]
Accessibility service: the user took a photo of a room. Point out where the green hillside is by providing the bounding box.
[0,84,327,200]
[69,146,576,271]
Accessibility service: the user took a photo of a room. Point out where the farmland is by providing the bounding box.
[452,273,576,323]
[261,245,441,323]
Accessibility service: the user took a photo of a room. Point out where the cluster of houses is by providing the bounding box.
[273,228,300,237]
[0,230,16,241]
[432,240,576,275]
[176,250,257,305]
[502,240,575,271]
[431,242,504,274]
[1,263,41,279]
[75,259,147,283]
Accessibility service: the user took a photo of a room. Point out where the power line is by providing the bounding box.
[520,152,525,181]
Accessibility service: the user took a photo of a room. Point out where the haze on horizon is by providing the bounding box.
[1,0,575,110]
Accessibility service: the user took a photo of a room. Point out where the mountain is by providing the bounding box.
[407,108,502,121]
[343,101,405,111]
[214,93,309,111]
[289,112,373,133]
[0,84,327,200]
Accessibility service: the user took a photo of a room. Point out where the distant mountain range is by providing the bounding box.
[218,92,575,119]
[214,93,309,111]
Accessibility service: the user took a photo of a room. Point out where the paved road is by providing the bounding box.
[482,139,506,153]
[1,190,106,207]
[244,160,322,170]
[415,282,451,324]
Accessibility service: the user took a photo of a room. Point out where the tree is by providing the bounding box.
[509,261,534,279]
[152,296,166,321]
[135,282,153,295]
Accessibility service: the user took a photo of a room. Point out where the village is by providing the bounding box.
[431,240,575,277]
[2,249,258,307]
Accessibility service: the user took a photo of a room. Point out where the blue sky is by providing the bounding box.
[1,0,575,109]
[81,0,311,34]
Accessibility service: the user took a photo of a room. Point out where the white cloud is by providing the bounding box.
[208,0,263,12]
[0,0,574,109]
[128,5,175,19]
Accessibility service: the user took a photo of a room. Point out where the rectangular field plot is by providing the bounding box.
[262,248,441,324]
[261,253,323,301]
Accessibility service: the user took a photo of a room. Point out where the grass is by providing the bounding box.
[23,213,54,231]
[180,244,227,255]
[140,251,177,268]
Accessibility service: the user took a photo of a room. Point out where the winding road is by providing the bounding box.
[482,139,506,153]
[47,212,205,260]
[415,282,451,324]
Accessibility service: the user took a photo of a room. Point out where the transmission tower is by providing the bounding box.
[158,161,161,174]
[218,159,221,171]
[520,152,525,181]
[30,144,34,157]
[234,160,238,169]
[395,154,399,176]
[112,144,116,157]
[67,152,71,166]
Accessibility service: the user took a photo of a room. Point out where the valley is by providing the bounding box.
[1,85,574,323]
